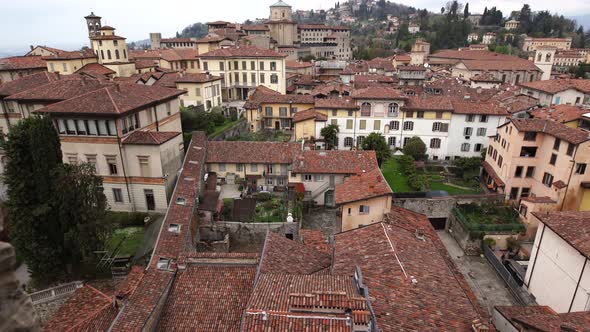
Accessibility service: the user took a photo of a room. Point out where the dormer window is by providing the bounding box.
[176,197,187,206]
[157,258,171,270]
[168,224,181,233]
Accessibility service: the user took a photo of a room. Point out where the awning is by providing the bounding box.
[482,161,505,187]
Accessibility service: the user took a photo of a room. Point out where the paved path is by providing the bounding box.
[437,230,518,314]
[15,262,30,289]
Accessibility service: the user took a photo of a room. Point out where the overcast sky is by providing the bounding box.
[1,0,589,53]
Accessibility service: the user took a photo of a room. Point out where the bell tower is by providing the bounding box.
[84,12,102,40]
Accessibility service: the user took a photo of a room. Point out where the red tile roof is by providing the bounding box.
[335,168,392,204]
[286,60,313,69]
[352,86,407,100]
[461,58,540,71]
[259,232,331,274]
[175,72,222,83]
[314,96,358,109]
[482,160,505,187]
[292,150,379,175]
[520,78,590,94]
[298,24,349,30]
[292,108,328,123]
[35,83,186,116]
[244,91,314,109]
[74,62,116,78]
[43,48,96,60]
[199,46,286,58]
[133,59,157,69]
[122,131,181,145]
[242,25,270,31]
[161,37,195,43]
[6,76,110,102]
[471,73,502,82]
[299,229,331,253]
[206,141,301,164]
[530,105,588,123]
[333,208,487,331]
[532,211,590,259]
[91,34,126,41]
[496,305,590,331]
[0,55,47,71]
[509,118,590,144]
[0,71,60,97]
[157,263,257,331]
[451,100,509,115]
[404,94,454,111]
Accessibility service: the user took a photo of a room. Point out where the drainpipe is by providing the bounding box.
[116,125,135,211]
[153,106,160,132]
[569,258,588,312]
[1,100,11,130]
[560,144,579,211]
[525,223,546,288]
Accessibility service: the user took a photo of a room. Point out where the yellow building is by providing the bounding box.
[244,91,314,132]
[175,73,223,109]
[199,46,288,101]
[336,168,393,232]
[44,49,97,75]
[90,26,135,77]
[266,1,298,46]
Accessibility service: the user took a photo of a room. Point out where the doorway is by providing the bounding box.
[275,121,280,130]
[324,190,335,207]
[144,189,155,211]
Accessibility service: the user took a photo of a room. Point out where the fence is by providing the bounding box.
[482,245,536,305]
[28,281,84,304]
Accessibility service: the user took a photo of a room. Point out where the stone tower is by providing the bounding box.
[269,0,293,21]
[534,46,556,81]
[84,12,102,40]
[267,1,297,46]
[150,33,162,50]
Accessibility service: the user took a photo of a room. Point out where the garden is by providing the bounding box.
[221,192,302,223]
[225,130,291,142]
[453,203,525,234]
[381,156,482,195]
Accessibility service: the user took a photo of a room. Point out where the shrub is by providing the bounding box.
[483,237,497,248]
[106,211,151,228]
[257,192,272,202]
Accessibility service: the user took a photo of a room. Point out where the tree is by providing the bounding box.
[463,2,469,19]
[53,163,109,268]
[361,132,391,165]
[4,117,65,280]
[441,7,445,14]
[518,4,532,33]
[320,124,339,150]
[402,136,427,160]
[453,156,482,180]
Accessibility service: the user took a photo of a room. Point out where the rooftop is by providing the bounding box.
[259,232,331,274]
[206,141,301,164]
[0,55,47,71]
[532,211,590,259]
[508,118,590,145]
[43,48,96,60]
[292,150,379,175]
[529,104,588,123]
[292,108,328,123]
[335,167,392,204]
[0,71,61,97]
[199,46,286,58]
[175,72,222,83]
[520,78,590,94]
[6,76,110,102]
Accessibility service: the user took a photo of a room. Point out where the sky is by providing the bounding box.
[1,0,589,54]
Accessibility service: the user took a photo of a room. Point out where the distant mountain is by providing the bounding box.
[569,14,590,29]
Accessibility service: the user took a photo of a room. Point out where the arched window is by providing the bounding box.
[389,120,399,130]
[344,137,353,147]
[123,49,127,59]
[545,53,551,62]
[107,50,112,60]
[100,50,104,59]
[115,49,120,59]
[537,53,542,62]
[388,103,399,116]
[361,102,371,116]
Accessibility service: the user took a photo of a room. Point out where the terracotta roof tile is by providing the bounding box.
[314,96,358,109]
[482,160,505,187]
[74,63,116,78]
[510,118,590,144]
[42,48,96,60]
[259,232,331,275]
[175,72,222,83]
[286,60,313,69]
[244,91,314,109]
[242,25,270,31]
[496,305,590,331]
[299,229,331,253]
[36,83,186,116]
[122,131,181,145]
[520,78,590,94]
[0,72,60,97]
[404,94,454,111]
[335,168,392,204]
[451,100,509,115]
[333,208,487,331]
[6,76,110,102]
[0,55,47,71]
[292,108,328,123]
[352,86,407,100]
[206,141,301,164]
[292,150,378,175]
[199,46,286,58]
[532,211,590,259]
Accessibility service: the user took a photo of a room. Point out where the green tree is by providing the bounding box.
[453,156,482,180]
[320,124,339,150]
[4,117,64,280]
[463,2,469,19]
[361,132,391,165]
[402,136,427,161]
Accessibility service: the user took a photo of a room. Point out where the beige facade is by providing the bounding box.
[340,195,392,231]
[176,78,223,109]
[523,37,572,52]
[46,57,97,75]
[267,1,298,46]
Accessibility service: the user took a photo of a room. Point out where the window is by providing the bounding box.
[86,155,97,173]
[270,61,276,70]
[304,174,312,181]
[166,102,171,116]
[523,132,537,141]
[567,143,575,156]
[526,166,535,178]
[549,153,557,165]
[430,138,441,149]
[314,175,324,182]
[515,166,523,177]
[497,155,503,167]
[520,147,537,157]
[554,138,561,151]
[106,156,118,175]
[474,144,483,152]
[234,72,239,83]
[509,187,519,200]
[388,103,399,116]
[219,62,224,71]
[113,188,123,203]
[242,61,247,70]
[461,143,470,152]
[388,136,396,146]
[576,163,587,175]
[403,137,410,147]
[542,172,554,187]
[260,62,265,70]
[360,102,371,116]
[463,127,473,136]
[479,115,488,123]
[260,73,265,83]
[331,119,338,126]
[346,119,353,130]
[251,61,255,70]
[67,154,78,165]
[466,114,475,122]
[390,121,399,130]
[270,74,278,84]
[242,72,247,83]
[476,128,487,136]
[521,187,531,198]
[405,111,413,118]
[138,156,150,177]
[251,164,258,172]
[266,178,274,185]
[403,121,413,130]
[62,63,67,72]
[279,107,288,117]
[233,61,238,69]
[344,137,353,147]
[416,111,424,118]
[432,122,441,132]
[115,49,120,59]
[359,120,366,130]
[436,112,443,119]
[373,120,381,130]
[107,50,112,60]
[251,73,256,84]
[359,205,370,214]
[357,136,365,146]
[265,107,273,117]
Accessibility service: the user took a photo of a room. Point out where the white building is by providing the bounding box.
[520,78,590,106]
[524,211,590,313]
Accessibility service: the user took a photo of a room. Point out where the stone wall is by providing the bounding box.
[216,221,299,250]
[447,212,482,255]
[394,194,504,221]
[0,242,40,331]
[196,225,230,252]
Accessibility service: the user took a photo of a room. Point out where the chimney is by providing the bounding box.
[55,72,60,80]
[30,45,34,51]
[115,84,121,92]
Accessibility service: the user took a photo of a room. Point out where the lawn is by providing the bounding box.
[105,227,145,257]
[254,197,286,223]
[227,130,291,142]
[381,157,482,195]
[208,119,240,138]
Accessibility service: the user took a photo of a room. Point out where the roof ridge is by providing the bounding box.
[105,85,122,114]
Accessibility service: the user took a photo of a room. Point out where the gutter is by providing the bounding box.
[560,142,579,211]
[116,132,135,211]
